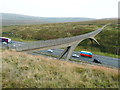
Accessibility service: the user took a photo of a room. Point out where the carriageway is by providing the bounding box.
[9,24,109,60]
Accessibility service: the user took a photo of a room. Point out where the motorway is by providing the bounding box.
[28,49,120,69]
[1,41,120,69]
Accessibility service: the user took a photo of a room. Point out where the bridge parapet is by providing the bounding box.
[9,24,109,60]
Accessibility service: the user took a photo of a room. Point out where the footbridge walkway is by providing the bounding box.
[9,24,109,60]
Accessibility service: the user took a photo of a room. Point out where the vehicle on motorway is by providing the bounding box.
[47,49,53,53]
[80,51,93,58]
[0,37,12,44]
[72,54,79,58]
[93,59,102,64]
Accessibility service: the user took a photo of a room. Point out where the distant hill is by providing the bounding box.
[0,13,96,26]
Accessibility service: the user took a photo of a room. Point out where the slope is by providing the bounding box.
[2,50,119,88]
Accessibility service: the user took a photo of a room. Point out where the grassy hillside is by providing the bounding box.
[2,50,119,88]
[2,19,119,56]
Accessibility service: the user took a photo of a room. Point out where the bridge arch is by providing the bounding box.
[10,24,109,61]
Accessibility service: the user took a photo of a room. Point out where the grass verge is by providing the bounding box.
[2,50,119,88]
[75,46,120,58]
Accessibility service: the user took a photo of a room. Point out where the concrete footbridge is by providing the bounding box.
[10,24,109,60]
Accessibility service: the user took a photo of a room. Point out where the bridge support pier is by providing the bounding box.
[59,41,82,61]
[89,37,100,45]
[13,24,108,61]
[65,45,77,61]
[59,37,100,61]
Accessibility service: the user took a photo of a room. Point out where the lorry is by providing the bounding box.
[80,51,93,58]
[0,37,12,44]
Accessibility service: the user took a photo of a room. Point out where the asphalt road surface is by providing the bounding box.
[0,41,27,49]
[1,41,119,68]
[29,49,119,68]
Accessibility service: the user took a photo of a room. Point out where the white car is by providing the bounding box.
[13,44,16,46]
[2,42,7,45]
[47,49,53,53]
[72,54,79,58]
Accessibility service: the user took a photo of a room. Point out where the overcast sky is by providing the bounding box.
[1,0,119,19]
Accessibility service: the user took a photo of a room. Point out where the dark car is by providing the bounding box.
[93,59,102,64]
